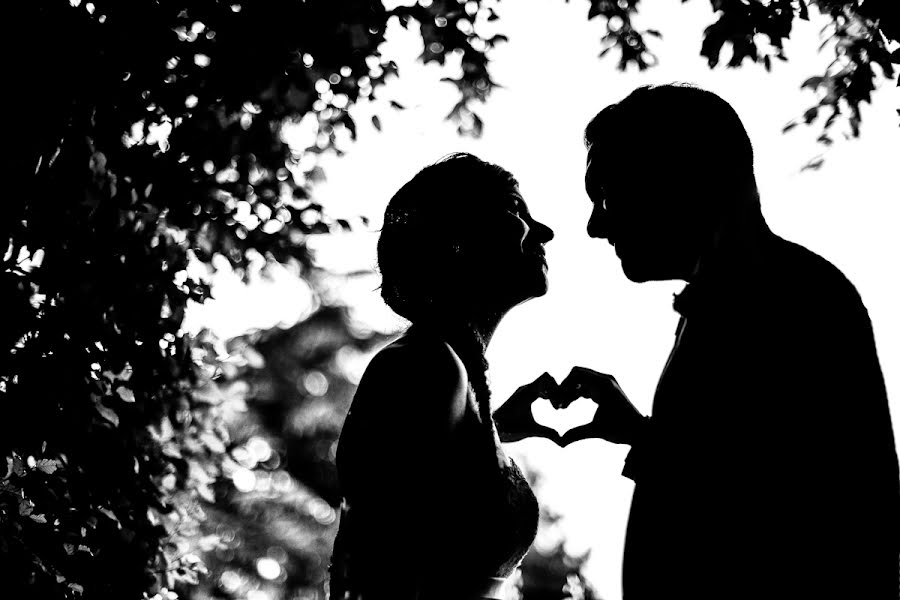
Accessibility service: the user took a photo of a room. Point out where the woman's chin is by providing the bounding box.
[527,273,550,298]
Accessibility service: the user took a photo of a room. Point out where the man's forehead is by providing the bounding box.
[584,146,605,187]
[585,144,643,188]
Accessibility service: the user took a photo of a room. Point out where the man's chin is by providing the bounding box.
[624,272,652,284]
[620,259,653,283]
[622,261,682,284]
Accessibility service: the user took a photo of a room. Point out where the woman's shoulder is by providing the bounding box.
[355,333,469,428]
[367,333,466,388]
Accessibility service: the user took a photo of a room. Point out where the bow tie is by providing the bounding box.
[672,284,697,316]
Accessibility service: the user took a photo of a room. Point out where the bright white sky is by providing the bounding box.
[186,1,900,597]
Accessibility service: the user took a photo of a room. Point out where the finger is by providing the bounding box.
[531,424,562,443]
[548,391,567,410]
[521,373,556,402]
[552,390,578,409]
[560,424,597,447]
[547,430,564,447]
[498,425,557,444]
[557,374,581,394]
[551,390,577,409]
[570,365,619,381]
[571,365,601,378]
[505,383,538,406]
[507,373,559,409]
[555,376,585,408]
[560,366,595,389]
[533,372,559,396]
[512,425,563,446]
[559,368,619,402]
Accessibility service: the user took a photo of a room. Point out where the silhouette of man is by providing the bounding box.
[558,84,900,599]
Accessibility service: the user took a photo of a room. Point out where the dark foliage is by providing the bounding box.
[2,1,500,598]
[567,0,898,162]
[184,297,390,600]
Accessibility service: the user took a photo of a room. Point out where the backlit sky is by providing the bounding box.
[186,1,900,597]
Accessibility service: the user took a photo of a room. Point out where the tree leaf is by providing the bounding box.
[96,404,119,427]
[34,459,62,475]
[801,76,824,90]
[801,157,825,171]
[782,121,798,133]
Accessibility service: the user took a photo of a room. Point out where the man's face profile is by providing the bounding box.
[585,145,697,283]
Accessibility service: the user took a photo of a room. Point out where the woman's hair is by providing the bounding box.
[377,152,518,321]
[377,152,519,422]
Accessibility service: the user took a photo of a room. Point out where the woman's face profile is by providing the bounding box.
[459,187,554,308]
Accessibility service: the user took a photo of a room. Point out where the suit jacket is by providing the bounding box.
[622,233,900,599]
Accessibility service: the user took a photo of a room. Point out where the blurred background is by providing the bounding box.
[4,1,898,600]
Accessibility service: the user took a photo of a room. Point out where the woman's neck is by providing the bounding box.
[470,310,505,349]
[416,304,507,350]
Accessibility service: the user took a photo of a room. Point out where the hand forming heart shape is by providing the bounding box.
[492,372,597,445]
[494,366,644,447]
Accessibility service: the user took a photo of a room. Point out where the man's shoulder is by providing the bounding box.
[766,235,864,309]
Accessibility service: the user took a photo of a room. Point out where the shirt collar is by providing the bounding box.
[672,244,767,317]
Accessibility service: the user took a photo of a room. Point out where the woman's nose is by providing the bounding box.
[532,219,554,243]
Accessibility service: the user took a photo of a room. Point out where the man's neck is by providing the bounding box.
[689,202,771,284]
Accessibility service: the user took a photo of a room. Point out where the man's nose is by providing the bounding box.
[587,206,608,239]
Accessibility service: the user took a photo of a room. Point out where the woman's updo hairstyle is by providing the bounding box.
[377,152,518,322]
[377,153,518,423]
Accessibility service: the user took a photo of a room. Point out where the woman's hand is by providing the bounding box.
[556,366,647,446]
[493,372,562,445]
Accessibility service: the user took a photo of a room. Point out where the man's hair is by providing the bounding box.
[584,83,757,200]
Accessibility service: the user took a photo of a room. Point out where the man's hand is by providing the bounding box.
[493,372,563,445]
[556,366,646,446]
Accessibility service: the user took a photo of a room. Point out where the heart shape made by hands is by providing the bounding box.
[531,397,597,437]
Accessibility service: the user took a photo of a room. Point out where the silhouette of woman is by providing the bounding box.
[328,153,557,599]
